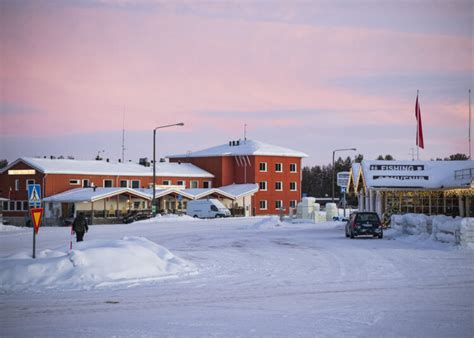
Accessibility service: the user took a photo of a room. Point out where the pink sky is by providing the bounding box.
[1,1,472,165]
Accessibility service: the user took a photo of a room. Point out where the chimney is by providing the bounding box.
[118,159,122,163]
[237,140,240,146]
[106,158,109,162]
[229,141,232,146]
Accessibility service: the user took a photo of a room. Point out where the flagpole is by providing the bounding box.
[416,89,419,160]
[469,89,471,159]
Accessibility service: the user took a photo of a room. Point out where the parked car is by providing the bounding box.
[332,215,349,222]
[345,212,383,239]
[186,199,231,219]
[122,210,152,224]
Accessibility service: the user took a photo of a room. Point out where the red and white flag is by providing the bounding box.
[415,94,424,149]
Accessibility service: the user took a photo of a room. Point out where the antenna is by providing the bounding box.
[409,148,415,161]
[122,108,126,163]
[469,89,471,159]
[244,124,247,142]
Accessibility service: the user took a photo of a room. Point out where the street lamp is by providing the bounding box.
[152,122,184,216]
[332,148,357,202]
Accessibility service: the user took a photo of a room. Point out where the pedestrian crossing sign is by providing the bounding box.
[28,184,41,208]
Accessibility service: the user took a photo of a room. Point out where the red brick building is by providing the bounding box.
[0,139,307,222]
[168,139,307,215]
[0,157,214,219]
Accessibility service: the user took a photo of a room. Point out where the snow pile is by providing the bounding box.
[243,216,284,229]
[0,224,25,232]
[0,237,195,292]
[391,214,473,247]
[391,214,431,235]
[460,218,474,248]
[432,216,462,243]
[137,214,198,224]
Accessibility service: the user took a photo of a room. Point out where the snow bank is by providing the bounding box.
[242,216,284,229]
[0,224,26,232]
[391,213,473,247]
[136,214,198,224]
[0,237,196,292]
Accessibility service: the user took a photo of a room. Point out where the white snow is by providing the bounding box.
[168,139,308,158]
[1,216,473,337]
[360,159,474,189]
[0,237,195,292]
[3,157,214,177]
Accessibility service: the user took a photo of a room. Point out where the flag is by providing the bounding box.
[415,94,424,149]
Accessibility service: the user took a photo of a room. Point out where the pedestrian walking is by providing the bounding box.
[72,212,88,242]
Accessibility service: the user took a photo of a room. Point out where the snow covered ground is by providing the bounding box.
[1,216,473,337]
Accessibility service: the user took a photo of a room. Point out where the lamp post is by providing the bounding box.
[332,148,357,202]
[152,122,184,216]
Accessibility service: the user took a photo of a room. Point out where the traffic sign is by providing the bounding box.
[337,172,350,187]
[28,184,42,208]
[31,207,43,234]
[340,186,346,193]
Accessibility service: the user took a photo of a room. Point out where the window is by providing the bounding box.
[275,200,283,209]
[83,179,90,188]
[15,179,19,191]
[259,162,267,172]
[133,202,141,209]
[290,182,297,191]
[131,180,140,189]
[275,181,283,191]
[275,163,282,172]
[203,181,212,189]
[190,181,198,189]
[69,179,81,185]
[9,201,15,211]
[259,200,267,210]
[26,179,35,190]
[120,180,129,188]
[259,181,267,191]
[289,200,297,208]
[16,201,23,211]
[162,180,171,185]
[103,179,113,188]
[290,163,297,173]
[23,201,29,210]
[177,180,185,187]
[2,201,8,211]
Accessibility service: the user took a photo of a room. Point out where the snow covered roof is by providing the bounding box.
[2,157,213,178]
[44,184,259,203]
[347,163,362,191]
[218,184,259,199]
[168,139,308,158]
[360,160,474,189]
[43,188,151,203]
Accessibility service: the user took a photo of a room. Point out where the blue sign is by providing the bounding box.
[340,186,346,193]
[28,184,42,208]
[177,194,183,202]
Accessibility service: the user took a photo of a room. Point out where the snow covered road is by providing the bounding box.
[1,217,473,337]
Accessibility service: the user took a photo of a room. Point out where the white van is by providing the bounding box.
[186,199,231,218]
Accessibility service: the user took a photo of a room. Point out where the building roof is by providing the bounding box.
[360,160,474,189]
[167,139,308,158]
[43,184,259,203]
[2,157,214,178]
[43,188,152,203]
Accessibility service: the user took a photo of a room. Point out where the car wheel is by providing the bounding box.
[193,215,199,218]
[215,214,222,218]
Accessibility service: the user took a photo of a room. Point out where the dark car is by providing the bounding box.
[122,210,152,224]
[345,212,383,239]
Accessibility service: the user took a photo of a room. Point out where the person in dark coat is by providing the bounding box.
[72,212,88,242]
